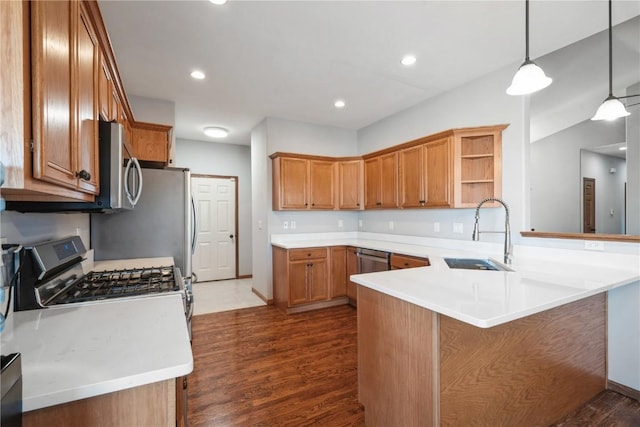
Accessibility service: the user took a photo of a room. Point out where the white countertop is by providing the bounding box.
[272,232,640,328]
[1,257,193,412]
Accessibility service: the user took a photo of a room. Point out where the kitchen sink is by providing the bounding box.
[443,258,512,272]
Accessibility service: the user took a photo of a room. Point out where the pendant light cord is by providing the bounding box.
[608,0,613,97]
[525,0,530,61]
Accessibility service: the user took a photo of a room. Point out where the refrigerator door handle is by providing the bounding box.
[124,157,144,207]
[190,194,198,255]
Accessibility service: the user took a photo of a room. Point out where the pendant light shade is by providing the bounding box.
[591,0,636,121]
[506,60,553,96]
[592,95,630,121]
[506,0,552,96]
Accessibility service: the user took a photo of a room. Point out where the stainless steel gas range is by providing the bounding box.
[13,236,193,332]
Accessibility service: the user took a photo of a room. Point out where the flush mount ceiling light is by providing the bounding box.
[209,0,228,5]
[506,0,552,96]
[190,70,205,80]
[334,99,346,108]
[591,0,639,121]
[203,127,229,138]
[401,55,417,66]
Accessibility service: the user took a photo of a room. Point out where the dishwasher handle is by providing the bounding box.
[356,252,389,263]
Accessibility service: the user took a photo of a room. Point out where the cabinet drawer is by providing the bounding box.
[289,248,328,261]
[390,254,430,269]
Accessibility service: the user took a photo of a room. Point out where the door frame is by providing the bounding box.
[192,173,240,279]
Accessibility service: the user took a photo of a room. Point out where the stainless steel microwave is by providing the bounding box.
[6,121,143,213]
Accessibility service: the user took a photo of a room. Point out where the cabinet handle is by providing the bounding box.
[404,262,409,266]
[376,202,382,206]
[76,170,91,181]
[311,203,315,207]
[307,253,311,257]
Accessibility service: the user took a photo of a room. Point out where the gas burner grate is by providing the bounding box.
[58,265,179,304]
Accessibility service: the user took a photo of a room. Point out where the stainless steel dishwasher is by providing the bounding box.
[356,248,390,273]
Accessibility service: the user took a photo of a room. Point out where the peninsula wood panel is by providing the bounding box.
[23,379,176,427]
[358,286,436,427]
[438,293,606,426]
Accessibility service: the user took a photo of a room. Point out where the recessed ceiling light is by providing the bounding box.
[209,0,228,5]
[190,70,205,80]
[204,127,229,138]
[334,99,346,108]
[401,55,417,66]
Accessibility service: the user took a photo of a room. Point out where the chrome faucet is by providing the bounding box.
[472,197,512,265]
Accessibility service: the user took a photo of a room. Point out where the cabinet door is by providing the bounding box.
[131,123,171,164]
[31,0,76,189]
[289,261,309,305]
[346,247,359,302]
[330,246,347,298]
[307,259,329,302]
[279,157,309,209]
[75,2,100,194]
[309,160,335,209]
[425,138,451,207]
[399,145,424,208]
[379,152,398,208]
[364,158,381,209]
[338,160,363,210]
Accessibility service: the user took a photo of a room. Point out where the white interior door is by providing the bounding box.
[192,176,236,282]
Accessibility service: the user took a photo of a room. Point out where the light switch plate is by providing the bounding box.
[453,223,463,233]
[283,221,289,229]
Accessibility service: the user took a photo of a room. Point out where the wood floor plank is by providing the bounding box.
[188,304,639,426]
[188,305,365,426]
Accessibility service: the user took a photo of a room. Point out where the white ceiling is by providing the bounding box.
[98,0,640,146]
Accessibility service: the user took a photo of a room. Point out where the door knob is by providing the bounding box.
[229,234,234,239]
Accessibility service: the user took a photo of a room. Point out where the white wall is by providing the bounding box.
[251,121,271,300]
[174,139,252,276]
[530,119,626,233]
[608,283,640,391]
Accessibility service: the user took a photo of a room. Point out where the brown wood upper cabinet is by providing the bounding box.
[271,154,336,210]
[131,121,173,165]
[399,138,451,208]
[337,159,364,210]
[364,152,398,209]
[30,0,100,196]
[269,127,505,211]
[0,0,136,202]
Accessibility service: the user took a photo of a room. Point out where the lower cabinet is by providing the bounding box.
[273,246,349,314]
[390,253,430,269]
[23,379,177,427]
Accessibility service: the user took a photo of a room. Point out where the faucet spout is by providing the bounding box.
[471,198,513,265]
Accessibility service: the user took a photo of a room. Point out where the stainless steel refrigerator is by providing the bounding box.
[90,167,195,282]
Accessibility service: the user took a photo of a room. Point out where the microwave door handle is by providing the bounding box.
[124,158,143,207]
[130,157,143,206]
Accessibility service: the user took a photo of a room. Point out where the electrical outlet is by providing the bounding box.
[258,220,263,230]
[76,228,82,236]
[388,221,394,230]
[434,222,440,232]
[453,223,464,233]
[283,221,289,229]
[358,219,363,228]
[584,240,604,251]
[290,221,296,229]
[338,219,344,228]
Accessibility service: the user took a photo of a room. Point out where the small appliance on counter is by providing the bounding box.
[1,353,22,427]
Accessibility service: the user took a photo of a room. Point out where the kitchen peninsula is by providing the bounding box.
[272,232,640,425]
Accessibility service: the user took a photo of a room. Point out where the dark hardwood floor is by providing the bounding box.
[188,305,640,426]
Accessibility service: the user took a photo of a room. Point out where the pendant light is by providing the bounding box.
[591,0,636,121]
[506,0,552,96]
